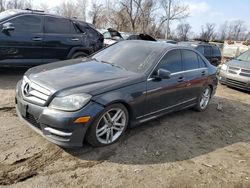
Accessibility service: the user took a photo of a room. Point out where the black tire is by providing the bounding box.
[193,86,212,112]
[86,103,129,147]
[71,52,88,59]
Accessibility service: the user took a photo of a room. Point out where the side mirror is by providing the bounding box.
[2,22,15,32]
[153,68,171,80]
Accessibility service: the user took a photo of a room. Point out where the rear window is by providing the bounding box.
[212,46,221,56]
[204,46,212,56]
[181,50,199,70]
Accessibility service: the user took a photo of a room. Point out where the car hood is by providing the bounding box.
[25,59,144,96]
[226,59,250,70]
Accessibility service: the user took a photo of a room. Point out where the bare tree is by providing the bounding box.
[38,3,50,13]
[77,0,88,21]
[217,21,228,41]
[200,23,216,41]
[119,0,142,32]
[55,1,81,18]
[228,20,246,40]
[5,0,32,9]
[0,0,5,12]
[155,0,189,38]
[89,2,103,26]
[176,22,191,41]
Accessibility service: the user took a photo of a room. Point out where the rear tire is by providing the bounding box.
[193,86,212,112]
[71,52,88,59]
[86,103,129,147]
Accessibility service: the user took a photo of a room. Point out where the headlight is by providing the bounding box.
[49,93,92,111]
[221,64,228,71]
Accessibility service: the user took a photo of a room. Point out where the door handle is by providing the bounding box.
[32,37,42,41]
[177,76,185,82]
[201,71,206,76]
[71,38,80,41]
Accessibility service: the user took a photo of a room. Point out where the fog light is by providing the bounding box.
[74,116,91,123]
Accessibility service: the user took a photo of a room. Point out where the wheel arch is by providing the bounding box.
[67,47,92,59]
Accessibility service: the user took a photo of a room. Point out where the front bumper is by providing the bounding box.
[219,70,250,91]
[15,81,104,148]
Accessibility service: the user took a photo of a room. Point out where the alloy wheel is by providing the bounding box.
[200,88,211,110]
[96,108,127,144]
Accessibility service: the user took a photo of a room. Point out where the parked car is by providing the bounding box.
[127,33,156,41]
[98,28,124,46]
[16,40,218,148]
[0,9,103,67]
[179,42,222,66]
[158,39,177,44]
[219,49,250,91]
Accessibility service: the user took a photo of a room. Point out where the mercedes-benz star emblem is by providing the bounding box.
[23,83,30,96]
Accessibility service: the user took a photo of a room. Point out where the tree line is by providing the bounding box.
[0,0,249,42]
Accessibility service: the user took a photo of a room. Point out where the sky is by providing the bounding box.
[32,0,250,33]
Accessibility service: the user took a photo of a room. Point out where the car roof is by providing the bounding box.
[7,9,77,20]
[121,40,196,52]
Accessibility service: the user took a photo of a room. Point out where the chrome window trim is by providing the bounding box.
[136,97,197,119]
[147,67,208,81]
[147,48,208,81]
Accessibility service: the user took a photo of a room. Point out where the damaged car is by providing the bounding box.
[16,40,218,148]
[0,9,103,67]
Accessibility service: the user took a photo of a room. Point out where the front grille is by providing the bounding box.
[240,69,250,77]
[228,66,250,78]
[228,66,240,71]
[226,78,247,87]
[21,76,51,105]
[24,112,41,130]
[228,66,240,74]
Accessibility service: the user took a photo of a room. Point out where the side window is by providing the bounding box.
[8,15,42,33]
[182,50,199,70]
[204,46,212,56]
[212,46,221,56]
[157,50,182,73]
[86,27,99,39]
[196,45,205,55]
[45,16,71,34]
[198,55,207,68]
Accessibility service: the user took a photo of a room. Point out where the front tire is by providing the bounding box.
[86,103,129,147]
[194,86,212,112]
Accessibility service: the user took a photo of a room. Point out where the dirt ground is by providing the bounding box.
[0,68,249,188]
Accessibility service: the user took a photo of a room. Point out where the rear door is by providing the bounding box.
[145,49,189,115]
[211,46,221,66]
[181,49,208,100]
[0,14,44,66]
[204,45,213,63]
[43,16,84,63]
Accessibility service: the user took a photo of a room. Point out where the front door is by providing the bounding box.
[145,49,189,115]
[0,14,44,66]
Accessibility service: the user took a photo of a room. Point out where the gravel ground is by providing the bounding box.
[0,68,250,188]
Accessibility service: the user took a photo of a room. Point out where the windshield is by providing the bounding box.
[92,41,165,73]
[236,50,250,62]
[0,10,18,22]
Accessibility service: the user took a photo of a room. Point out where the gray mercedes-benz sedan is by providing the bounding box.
[16,40,218,148]
[219,49,250,91]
